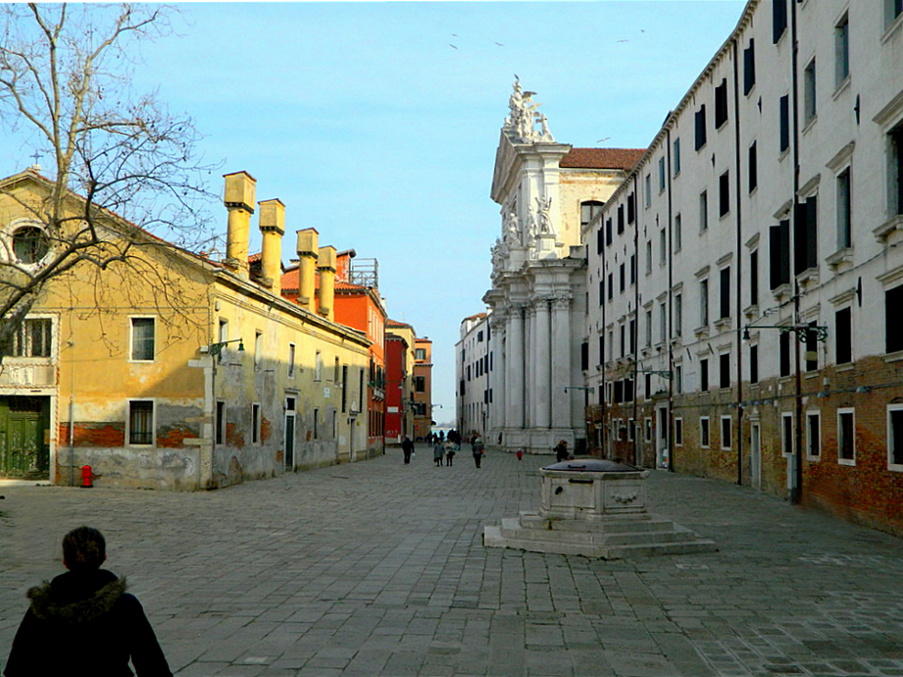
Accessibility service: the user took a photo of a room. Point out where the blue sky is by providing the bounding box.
[2,1,747,421]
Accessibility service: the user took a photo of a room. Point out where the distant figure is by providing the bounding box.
[471,435,485,468]
[401,435,414,464]
[444,440,456,466]
[554,440,569,462]
[516,449,524,461]
[433,439,445,467]
[4,526,172,676]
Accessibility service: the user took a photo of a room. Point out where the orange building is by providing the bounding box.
[412,338,433,441]
[282,243,386,456]
[385,320,416,444]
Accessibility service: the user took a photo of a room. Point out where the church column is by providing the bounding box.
[551,295,572,429]
[506,305,525,429]
[489,315,506,436]
[534,298,551,429]
[525,304,536,427]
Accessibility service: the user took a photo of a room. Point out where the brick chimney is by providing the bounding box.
[317,245,337,322]
[296,228,319,311]
[257,199,284,290]
[223,171,256,278]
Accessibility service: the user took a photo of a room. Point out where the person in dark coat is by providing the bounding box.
[555,440,569,462]
[471,435,485,468]
[401,435,414,464]
[4,526,172,677]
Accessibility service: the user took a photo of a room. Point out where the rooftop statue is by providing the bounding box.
[503,77,554,143]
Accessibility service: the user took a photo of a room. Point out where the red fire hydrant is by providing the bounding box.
[81,465,93,488]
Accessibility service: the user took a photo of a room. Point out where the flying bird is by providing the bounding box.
[596,137,611,144]
[494,42,504,47]
[449,44,458,49]
[616,39,629,43]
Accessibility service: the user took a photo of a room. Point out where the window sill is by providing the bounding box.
[882,11,903,44]
[838,457,856,467]
[693,325,710,339]
[873,214,903,243]
[796,267,820,290]
[832,76,851,100]
[714,317,732,331]
[826,247,853,271]
[771,283,793,302]
[743,304,759,319]
[801,115,817,135]
[885,350,903,364]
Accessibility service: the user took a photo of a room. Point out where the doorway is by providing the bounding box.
[0,396,50,479]
[284,396,296,470]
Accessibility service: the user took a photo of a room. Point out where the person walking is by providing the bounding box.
[471,434,485,468]
[433,438,445,467]
[4,526,172,677]
[444,440,455,466]
[401,435,414,464]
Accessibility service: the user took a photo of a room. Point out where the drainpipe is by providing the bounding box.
[665,124,676,473]
[790,0,804,505]
[732,39,745,487]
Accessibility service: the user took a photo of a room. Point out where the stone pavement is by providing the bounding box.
[2,445,903,676]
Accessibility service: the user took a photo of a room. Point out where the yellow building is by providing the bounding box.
[0,168,371,489]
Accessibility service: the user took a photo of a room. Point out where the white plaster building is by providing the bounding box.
[455,312,491,438]
[585,0,903,535]
[482,82,643,455]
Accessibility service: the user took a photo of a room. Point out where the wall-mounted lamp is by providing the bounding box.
[204,338,245,357]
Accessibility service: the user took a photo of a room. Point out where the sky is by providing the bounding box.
[2,1,747,423]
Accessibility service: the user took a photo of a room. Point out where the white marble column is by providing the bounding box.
[506,306,525,429]
[534,298,551,429]
[551,295,572,429]
[489,317,506,435]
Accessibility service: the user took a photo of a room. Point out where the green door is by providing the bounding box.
[0,397,50,479]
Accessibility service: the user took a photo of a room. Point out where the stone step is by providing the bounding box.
[517,511,680,534]
[484,524,717,560]
[497,519,706,547]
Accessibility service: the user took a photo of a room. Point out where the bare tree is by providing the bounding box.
[0,3,216,357]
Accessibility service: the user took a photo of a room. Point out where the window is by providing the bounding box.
[890,125,903,216]
[794,195,819,275]
[341,365,348,413]
[806,323,820,374]
[217,319,228,364]
[781,414,794,459]
[836,167,852,249]
[748,142,758,193]
[581,200,605,228]
[719,352,730,389]
[749,344,759,384]
[251,403,261,444]
[130,317,155,362]
[769,220,791,289]
[646,241,653,274]
[835,307,852,364]
[700,358,709,392]
[8,318,52,357]
[606,218,613,246]
[288,343,296,378]
[719,267,730,319]
[699,190,709,231]
[11,226,49,264]
[645,173,652,207]
[720,416,732,450]
[673,138,681,175]
[674,214,682,252]
[699,278,709,326]
[128,400,154,446]
[599,334,605,364]
[617,205,625,234]
[313,408,319,439]
[779,95,790,153]
[630,254,636,284]
[658,157,666,192]
[695,105,707,150]
[835,14,849,86]
[804,59,817,124]
[629,319,636,354]
[675,364,683,394]
[750,249,759,306]
[719,172,730,217]
[619,325,625,358]
[743,39,756,95]
[807,412,821,459]
[715,79,728,128]
[645,418,652,443]
[889,404,903,470]
[334,356,340,383]
[659,229,666,265]
[780,331,792,377]
[675,417,683,446]
[415,348,426,360]
[838,408,855,465]
[700,417,711,448]
[619,262,625,293]
[581,342,589,371]
[773,0,787,43]
[415,376,426,392]
[659,302,667,344]
[315,351,323,381]
[215,401,225,445]
[892,0,903,25]
[674,293,682,337]
[627,193,636,224]
[887,284,903,353]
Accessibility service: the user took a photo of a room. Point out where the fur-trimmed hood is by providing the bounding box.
[26,569,128,625]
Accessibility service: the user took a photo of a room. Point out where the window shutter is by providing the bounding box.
[743,40,756,95]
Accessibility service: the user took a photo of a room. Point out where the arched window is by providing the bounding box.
[12,225,50,264]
